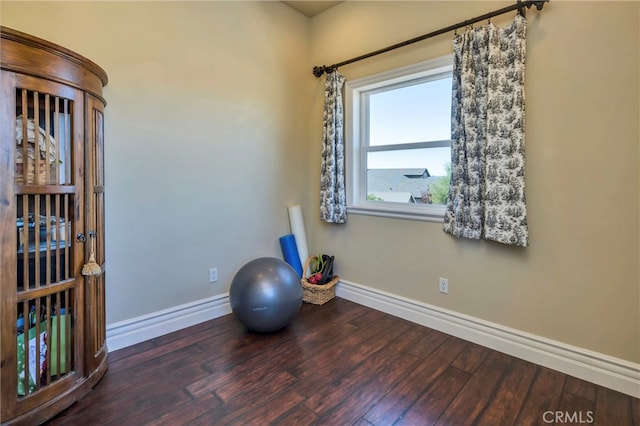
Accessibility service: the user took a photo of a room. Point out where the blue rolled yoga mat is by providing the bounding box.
[279,234,303,278]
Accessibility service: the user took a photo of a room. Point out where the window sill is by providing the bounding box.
[347,204,445,223]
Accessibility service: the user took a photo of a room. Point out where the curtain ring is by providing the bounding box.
[517,0,526,17]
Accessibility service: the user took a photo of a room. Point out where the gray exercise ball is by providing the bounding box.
[230,257,303,332]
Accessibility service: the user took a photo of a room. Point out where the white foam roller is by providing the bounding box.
[288,204,309,271]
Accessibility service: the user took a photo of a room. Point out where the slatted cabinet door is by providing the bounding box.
[1,72,87,422]
[84,95,107,373]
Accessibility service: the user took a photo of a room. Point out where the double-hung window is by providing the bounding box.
[345,55,453,222]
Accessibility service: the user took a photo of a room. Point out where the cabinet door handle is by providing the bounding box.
[77,233,86,242]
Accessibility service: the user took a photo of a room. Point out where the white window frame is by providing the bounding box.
[345,54,454,222]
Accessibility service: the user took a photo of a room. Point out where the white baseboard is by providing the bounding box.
[336,279,640,398]
[106,294,231,352]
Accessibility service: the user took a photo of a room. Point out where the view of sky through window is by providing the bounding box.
[368,76,452,176]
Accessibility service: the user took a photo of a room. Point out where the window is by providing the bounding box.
[345,55,453,222]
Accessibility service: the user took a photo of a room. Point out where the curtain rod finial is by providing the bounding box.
[532,0,547,11]
[313,66,326,78]
[313,65,337,78]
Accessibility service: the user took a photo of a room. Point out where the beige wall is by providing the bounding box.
[1,1,314,324]
[2,1,638,364]
[309,1,640,363]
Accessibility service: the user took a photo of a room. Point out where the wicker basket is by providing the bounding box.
[301,256,338,305]
[16,159,48,185]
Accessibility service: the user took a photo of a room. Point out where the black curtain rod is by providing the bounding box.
[312,0,548,78]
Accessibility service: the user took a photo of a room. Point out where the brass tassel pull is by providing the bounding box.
[81,231,102,276]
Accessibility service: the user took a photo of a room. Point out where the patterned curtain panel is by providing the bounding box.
[444,15,529,247]
[320,70,347,224]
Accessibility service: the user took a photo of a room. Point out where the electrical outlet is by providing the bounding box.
[209,268,218,283]
[439,277,448,294]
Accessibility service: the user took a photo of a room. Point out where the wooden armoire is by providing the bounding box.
[0,27,108,425]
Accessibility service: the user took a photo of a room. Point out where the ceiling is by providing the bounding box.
[281,1,343,17]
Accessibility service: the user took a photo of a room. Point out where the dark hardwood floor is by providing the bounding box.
[48,298,639,425]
